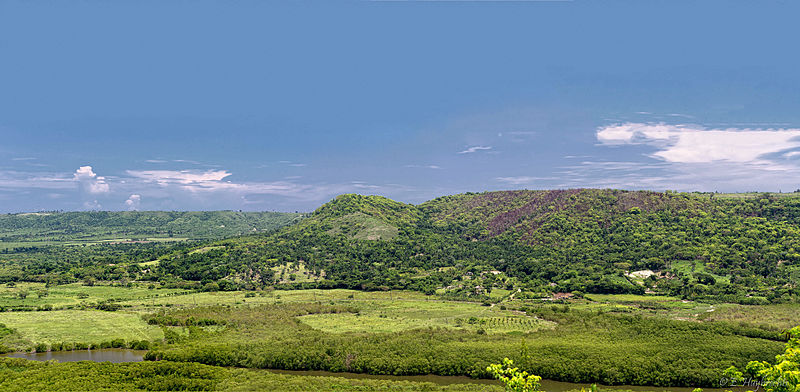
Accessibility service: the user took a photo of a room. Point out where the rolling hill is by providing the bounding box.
[151,190,800,303]
[0,211,304,248]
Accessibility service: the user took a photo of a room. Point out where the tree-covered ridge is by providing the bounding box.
[421,189,715,241]
[0,210,304,244]
[303,194,420,240]
[144,189,800,303]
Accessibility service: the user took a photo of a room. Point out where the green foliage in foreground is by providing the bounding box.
[488,358,542,392]
[724,325,800,392]
[0,358,500,391]
[145,303,784,387]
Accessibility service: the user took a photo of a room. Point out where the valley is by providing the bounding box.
[0,190,798,391]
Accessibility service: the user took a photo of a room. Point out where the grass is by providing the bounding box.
[0,284,790,389]
[0,282,189,310]
[271,261,324,284]
[507,293,720,321]
[298,299,552,334]
[189,245,226,254]
[670,260,730,284]
[118,288,434,309]
[326,212,399,240]
[0,310,163,347]
[699,303,800,330]
[584,294,681,303]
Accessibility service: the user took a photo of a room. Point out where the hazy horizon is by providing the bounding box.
[2,1,799,213]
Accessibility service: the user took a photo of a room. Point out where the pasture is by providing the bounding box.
[0,310,162,347]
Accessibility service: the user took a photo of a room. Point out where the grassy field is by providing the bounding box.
[118,288,433,309]
[503,293,721,323]
[1,285,795,347]
[698,303,800,330]
[0,282,189,310]
[299,298,553,334]
[0,310,162,347]
[0,283,794,388]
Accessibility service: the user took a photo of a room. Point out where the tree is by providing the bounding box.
[487,358,542,392]
[724,325,800,392]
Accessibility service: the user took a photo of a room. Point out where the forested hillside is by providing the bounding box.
[146,190,800,303]
[0,211,304,247]
[0,211,303,284]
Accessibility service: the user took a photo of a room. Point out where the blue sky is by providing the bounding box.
[1,1,799,212]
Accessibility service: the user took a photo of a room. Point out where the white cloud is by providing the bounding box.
[73,166,110,194]
[0,170,74,190]
[125,194,141,210]
[124,169,357,201]
[277,161,307,167]
[458,146,492,154]
[554,122,800,193]
[126,169,232,187]
[405,164,442,170]
[2,164,399,211]
[597,122,800,164]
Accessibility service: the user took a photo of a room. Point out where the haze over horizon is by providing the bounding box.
[2,1,799,213]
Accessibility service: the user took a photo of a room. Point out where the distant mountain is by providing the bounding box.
[126,190,800,302]
[0,210,304,246]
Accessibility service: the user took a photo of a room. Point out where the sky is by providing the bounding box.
[1,0,799,212]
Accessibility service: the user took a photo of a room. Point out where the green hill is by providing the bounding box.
[0,211,304,248]
[151,189,800,303]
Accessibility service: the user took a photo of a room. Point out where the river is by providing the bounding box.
[3,349,146,363]
[2,350,751,392]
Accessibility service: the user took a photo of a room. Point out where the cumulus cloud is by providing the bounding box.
[73,166,110,194]
[458,146,492,154]
[126,169,232,189]
[562,122,800,192]
[125,194,141,210]
[597,122,800,164]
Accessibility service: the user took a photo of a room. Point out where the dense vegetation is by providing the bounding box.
[0,281,794,389]
[0,190,798,390]
[143,190,800,303]
[143,302,784,387]
[723,326,800,392]
[0,357,498,391]
[0,210,302,284]
[0,210,303,246]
